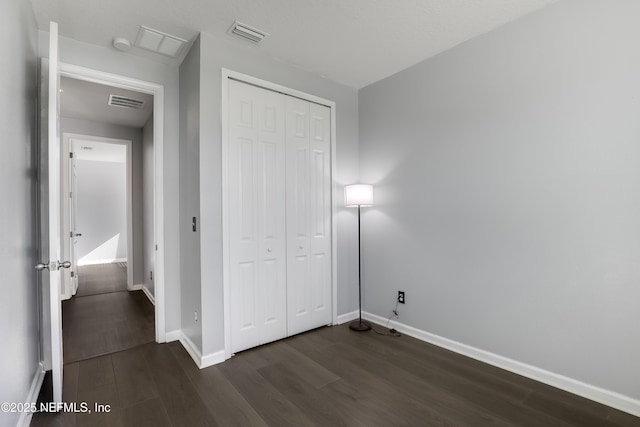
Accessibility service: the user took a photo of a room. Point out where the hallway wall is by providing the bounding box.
[142,115,155,297]
[0,0,40,425]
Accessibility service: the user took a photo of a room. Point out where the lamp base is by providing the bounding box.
[349,319,372,332]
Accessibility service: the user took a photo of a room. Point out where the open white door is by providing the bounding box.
[36,21,65,404]
[69,148,79,295]
[47,20,64,405]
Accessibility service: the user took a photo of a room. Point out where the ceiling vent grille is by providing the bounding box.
[108,94,145,110]
[228,21,269,43]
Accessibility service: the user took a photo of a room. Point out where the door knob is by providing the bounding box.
[34,260,71,271]
[35,263,49,271]
[75,233,82,237]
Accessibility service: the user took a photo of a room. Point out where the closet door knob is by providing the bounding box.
[299,245,304,250]
[267,248,272,253]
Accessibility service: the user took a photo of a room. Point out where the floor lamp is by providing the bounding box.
[344,184,373,332]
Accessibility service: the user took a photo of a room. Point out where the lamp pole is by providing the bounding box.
[350,203,371,331]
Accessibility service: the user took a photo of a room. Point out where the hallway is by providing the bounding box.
[62,263,155,363]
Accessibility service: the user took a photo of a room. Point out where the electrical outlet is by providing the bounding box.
[398,291,405,304]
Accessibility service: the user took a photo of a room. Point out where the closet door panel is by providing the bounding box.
[229,80,286,352]
[256,89,287,345]
[286,97,313,335]
[309,103,332,327]
[229,81,260,351]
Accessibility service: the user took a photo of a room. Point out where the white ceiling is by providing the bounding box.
[61,77,153,128]
[29,0,558,89]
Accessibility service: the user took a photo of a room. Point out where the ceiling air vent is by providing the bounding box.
[228,21,269,44]
[108,94,145,110]
[134,26,187,58]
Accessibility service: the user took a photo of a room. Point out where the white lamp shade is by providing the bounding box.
[344,184,373,207]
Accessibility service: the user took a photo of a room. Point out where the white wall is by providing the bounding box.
[0,0,40,425]
[191,33,360,357]
[44,35,182,333]
[142,116,155,296]
[75,157,127,264]
[179,37,202,350]
[359,0,640,405]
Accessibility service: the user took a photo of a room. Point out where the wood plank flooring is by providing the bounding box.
[62,263,155,363]
[32,324,640,426]
[75,263,127,297]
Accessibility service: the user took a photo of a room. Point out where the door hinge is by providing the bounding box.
[69,191,72,199]
[70,271,75,278]
[70,231,73,238]
[69,152,74,158]
[155,244,158,251]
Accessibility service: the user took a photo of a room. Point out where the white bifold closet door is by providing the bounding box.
[228,79,332,353]
[285,97,332,335]
[228,80,288,353]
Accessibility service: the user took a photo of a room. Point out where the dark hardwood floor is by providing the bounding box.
[32,323,640,426]
[75,263,127,297]
[62,263,155,363]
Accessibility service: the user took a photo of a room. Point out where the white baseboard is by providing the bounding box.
[179,332,225,369]
[17,362,45,427]
[141,285,155,305]
[336,310,359,325]
[201,350,226,369]
[362,311,640,417]
[77,258,127,266]
[165,329,181,343]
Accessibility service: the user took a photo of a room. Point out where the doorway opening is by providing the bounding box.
[55,64,166,346]
[58,74,158,362]
[61,135,133,299]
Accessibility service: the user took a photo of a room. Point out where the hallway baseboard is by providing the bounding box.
[165,329,181,342]
[140,285,155,305]
[179,332,225,369]
[77,258,127,266]
[130,282,155,306]
[17,362,45,427]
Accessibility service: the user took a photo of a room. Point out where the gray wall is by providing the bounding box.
[62,117,144,283]
[75,158,127,263]
[193,33,360,356]
[0,0,39,425]
[142,116,155,296]
[179,37,202,349]
[47,38,182,332]
[359,0,640,401]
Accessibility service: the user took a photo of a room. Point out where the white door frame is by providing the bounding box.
[59,63,167,342]
[61,134,133,298]
[221,69,338,359]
